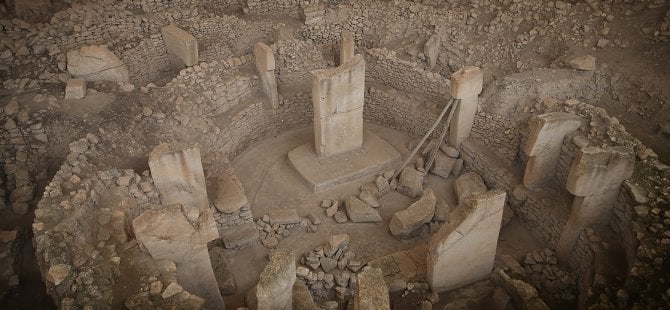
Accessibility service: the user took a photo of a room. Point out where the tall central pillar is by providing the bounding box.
[311,54,365,157]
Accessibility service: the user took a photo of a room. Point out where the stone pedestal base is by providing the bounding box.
[288,131,401,192]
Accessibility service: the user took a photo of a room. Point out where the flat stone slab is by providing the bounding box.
[220,223,259,249]
[345,196,382,223]
[268,209,300,225]
[288,131,401,192]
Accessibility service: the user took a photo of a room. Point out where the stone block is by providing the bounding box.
[132,205,196,259]
[268,209,300,225]
[450,66,483,99]
[428,189,506,293]
[209,247,237,295]
[430,151,456,179]
[396,167,424,198]
[220,223,259,249]
[161,25,198,66]
[389,189,436,236]
[254,42,275,71]
[148,144,209,212]
[424,35,441,68]
[345,196,382,222]
[454,172,487,204]
[64,78,86,99]
[314,108,363,157]
[355,268,390,310]
[213,173,248,214]
[340,30,355,65]
[256,248,296,310]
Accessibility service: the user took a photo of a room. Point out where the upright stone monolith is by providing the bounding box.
[355,267,390,310]
[311,54,365,157]
[556,146,634,262]
[161,25,198,67]
[523,112,582,189]
[255,248,296,310]
[428,189,506,292]
[449,66,483,148]
[148,144,209,214]
[340,30,355,65]
[254,42,279,108]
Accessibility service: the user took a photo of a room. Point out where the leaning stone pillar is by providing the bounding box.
[427,189,506,292]
[448,66,483,148]
[340,30,354,65]
[161,25,198,67]
[254,42,279,109]
[148,144,209,215]
[311,54,365,157]
[355,267,390,310]
[522,112,582,189]
[556,146,634,262]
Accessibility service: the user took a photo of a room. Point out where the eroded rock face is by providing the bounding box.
[256,248,296,309]
[67,45,129,83]
[397,167,424,198]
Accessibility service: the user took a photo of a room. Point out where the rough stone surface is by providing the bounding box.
[345,196,382,222]
[389,189,436,236]
[355,267,390,310]
[64,78,86,99]
[67,45,129,83]
[268,209,300,225]
[161,25,198,66]
[256,248,296,310]
[220,223,259,249]
[428,189,506,292]
[397,167,424,198]
[453,172,487,204]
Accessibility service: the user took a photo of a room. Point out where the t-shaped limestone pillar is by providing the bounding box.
[556,146,634,263]
[340,30,355,65]
[522,112,582,189]
[311,54,366,158]
[254,42,279,108]
[449,66,483,148]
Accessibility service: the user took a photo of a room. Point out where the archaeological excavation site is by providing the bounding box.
[1,0,670,309]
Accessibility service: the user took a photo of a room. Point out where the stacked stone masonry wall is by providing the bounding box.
[274,40,329,87]
[365,48,450,103]
[247,0,303,16]
[119,35,171,86]
[471,113,519,164]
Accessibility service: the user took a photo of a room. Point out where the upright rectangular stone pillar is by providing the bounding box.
[340,30,354,65]
[449,66,483,148]
[428,189,506,292]
[522,112,582,189]
[311,54,365,158]
[424,34,441,69]
[355,267,390,310]
[161,25,198,67]
[254,42,279,109]
[556,146,634,262]
[148,144,209,213]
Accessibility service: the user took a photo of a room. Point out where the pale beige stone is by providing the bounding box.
[161,25,198,66]
[355,267,390,310]
[340,30,354,65]
[65,78,86,100]
[67,45,129,83]
[256,248,296,310]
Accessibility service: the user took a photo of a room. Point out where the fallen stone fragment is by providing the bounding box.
[389,189,437,236]
[345,196,382,222]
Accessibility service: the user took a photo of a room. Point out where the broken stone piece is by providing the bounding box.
[453,172,487,204]
[268,209,300,225]
[389,189,437,236]
[65,78,86,99]
[345,196,382,223]
[397,167,424,198]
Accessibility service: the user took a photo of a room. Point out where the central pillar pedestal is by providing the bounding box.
[288,131,401,192]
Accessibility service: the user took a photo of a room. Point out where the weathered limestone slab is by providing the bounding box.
[340,30,355,65]
[389,189,436,236]
[565,146,634,197]
[355,267,390,310]
[557,146,634,262]
[288,131,401,192]
[220,223,259,249]
[161,25,198,66]
[64,78,86,99]
[453,172,487,204]
[254,42,279,108]
[428,189,506,293]
[268,209,300,225]
[312,54,365,157]
[430,151,457,179]
[148,144,209,213]
[346,196,382,223]
[449,66,483,148]
[522,112,581,189]
[214,173,248,213]
[67,45,129,83]
[424,35,441,69]
[256,248,296,310]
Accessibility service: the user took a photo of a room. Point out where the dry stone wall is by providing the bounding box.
[119,35,171,86]
[274,39,329,88]
[247,0,303,16]
[365,48,450,103]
